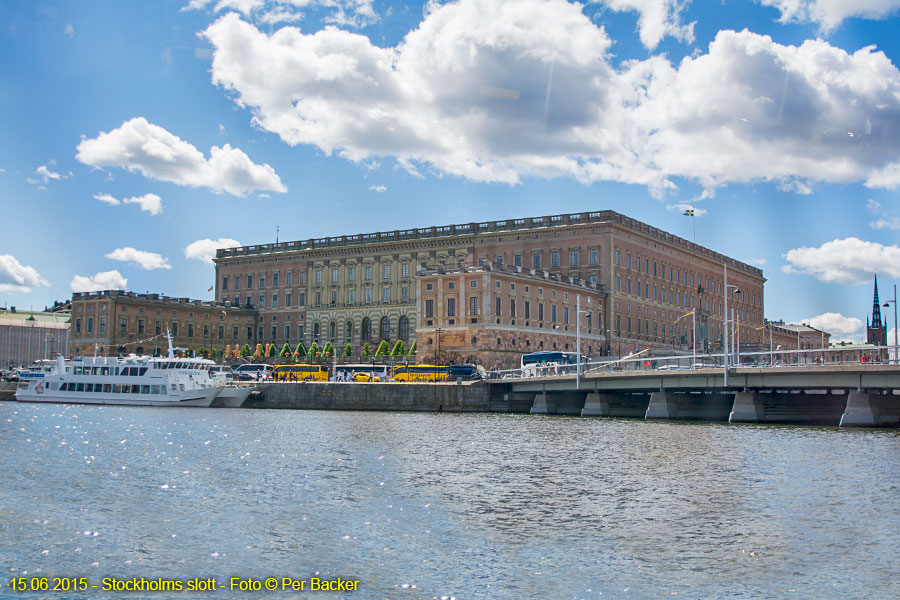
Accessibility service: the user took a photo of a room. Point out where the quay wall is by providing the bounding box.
[247,381,492,412]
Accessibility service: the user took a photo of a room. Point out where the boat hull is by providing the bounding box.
[210,386,255,408]
[16,386,220,407]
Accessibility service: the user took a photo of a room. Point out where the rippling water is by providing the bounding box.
[1,401,898,599]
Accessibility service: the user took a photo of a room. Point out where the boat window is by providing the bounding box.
[113,384,122,393]
[91,367,99,375]
[130,385,140,394]
[76,383,84,392]
[73,367,82,375]
[46,382,54,390]
[102,384,111,393]
[84,384,93,393]
[170,384,177,391]
[139,368,148,376]
[179,384,185,391]
[100,367,109,376]
[140,385,150,394]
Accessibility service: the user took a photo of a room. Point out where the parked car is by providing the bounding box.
[208,365,235,384]
[233,364,273,381]
[351,371,380,382]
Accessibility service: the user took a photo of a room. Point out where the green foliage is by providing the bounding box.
[240,344,251,357]
[390,340,406,356]
[279,343,292,357]
[210,347,218,360]
[322,341,335,357]
[308,341,320,357]
[197,346,207,358]
[375,340,389,356]
[407,339,417,355]
[361,342,371,357]
[343,343,353,357]
[294,341,307,357]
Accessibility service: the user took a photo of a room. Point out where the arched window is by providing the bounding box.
[361,317,370,341]
[346,320,353,340]
[380,316,391,342]
[329,321,336,342]
[398,315,409,341]
[313,322,320,340]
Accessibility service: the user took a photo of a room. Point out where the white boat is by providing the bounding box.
[15,331,253,408]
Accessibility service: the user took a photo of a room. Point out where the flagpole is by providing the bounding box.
[692,213,696,243]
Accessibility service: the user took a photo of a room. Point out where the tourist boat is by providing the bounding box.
[15,332,254,408]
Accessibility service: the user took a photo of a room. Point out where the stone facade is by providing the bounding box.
[213,210,767,363]
[69,291,256,357]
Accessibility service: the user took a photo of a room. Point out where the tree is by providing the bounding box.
[254,344,263,358]
[197,346,208,358]
[279,343,292,357]
[322,341,335,357]
[241,344,251,358]
[210,347,219,360]
[361,342,371,357]
[308,341,320,357]
[343,343,353,357]
[294,341,307,357]
[407,339,417,356]
[375,340,389,356]
[390,340,406,356]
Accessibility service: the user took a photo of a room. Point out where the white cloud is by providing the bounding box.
[183,0,375,27]
[0,255,49,293]
[64,24,74,38]
[76,117,286,197]
[782,237,900,284]
[94,193,120,206]
[201,6,900,195]
[593,0,695,50]
[28,164,68,187]
[368,184,386,193]
[803,313,865,341]
[747,257,767,266]
[69,270,128,293]
[865,196,900,229]
[184,238,242,264]
[123,193,163,215]
[666,203,707,216]
[758,0,900,32]
[105,247,172,270]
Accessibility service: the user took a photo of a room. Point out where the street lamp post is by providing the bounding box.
[884,284,897,364]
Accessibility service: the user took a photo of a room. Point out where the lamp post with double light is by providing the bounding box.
[884,284,897,364]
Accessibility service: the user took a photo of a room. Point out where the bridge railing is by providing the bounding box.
[486,345,900,380]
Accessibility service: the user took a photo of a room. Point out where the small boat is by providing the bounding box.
[15,330,251,408]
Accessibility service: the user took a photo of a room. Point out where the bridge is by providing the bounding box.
[489,363,900,427]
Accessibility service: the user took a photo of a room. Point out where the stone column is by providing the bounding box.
[840,390,879,427]
[645,390,677,419]
[530,392,556,415]
[729,390,764,423]
[581,392,611,417]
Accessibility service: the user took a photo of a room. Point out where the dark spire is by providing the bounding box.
[872,274,884,329]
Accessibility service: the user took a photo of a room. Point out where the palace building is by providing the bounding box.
[212,210,766,368]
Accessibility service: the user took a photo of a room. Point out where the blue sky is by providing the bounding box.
[2,0,900,342]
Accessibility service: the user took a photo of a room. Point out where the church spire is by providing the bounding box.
[872,273,883,329]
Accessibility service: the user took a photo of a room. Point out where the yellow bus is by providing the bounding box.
[273,364,329,382]
[392,365,450,382]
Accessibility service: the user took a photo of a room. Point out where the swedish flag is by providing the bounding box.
[683,209,695,216]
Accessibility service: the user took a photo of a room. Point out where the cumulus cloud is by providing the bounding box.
[201,5,900,195]
[368,184,386,193]
[70,270,127,293]
[185,238,242,264]
[93,192,163,215]
[76,117,286,196]
[105,247,172,270]
[759,0,900,32]
[593,0,695,49]
[804,312,865,339]
[94,193,120,206]
[865,197,900,229]
[0,255,50,293]
[782,237,900,284]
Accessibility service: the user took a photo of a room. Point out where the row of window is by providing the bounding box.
[226,286,411,309]
[487,247,601,270]
[70,366,149,376]
[54,382,171,394]
[222,263,415,291]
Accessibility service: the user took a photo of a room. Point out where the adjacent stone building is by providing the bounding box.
[213,210,766,365]
[68,291,255,357]
[0,307,71,369]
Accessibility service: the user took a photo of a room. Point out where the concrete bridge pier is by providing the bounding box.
[581,392,612,417]
[840,390,900,427]
[645,390,678,420]
[491,391,536,413]
[730,390,765,423]
[530,392,556,414]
